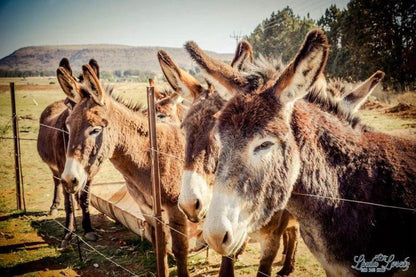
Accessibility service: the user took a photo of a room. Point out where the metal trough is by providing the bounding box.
[90,182,205,255]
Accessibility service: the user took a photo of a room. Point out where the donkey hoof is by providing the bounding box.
[49,208,59,217]
[277,267,294,277]
[85,232,98,241]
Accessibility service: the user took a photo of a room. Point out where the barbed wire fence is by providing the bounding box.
[2,83,415,277]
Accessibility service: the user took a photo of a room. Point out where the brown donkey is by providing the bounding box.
[200,29,416,276]
[58,63,192,276]
[37,58,100,246]
[160,38,384,276]
[158,48,299,276]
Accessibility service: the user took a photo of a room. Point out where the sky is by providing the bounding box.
[0,0,349,59]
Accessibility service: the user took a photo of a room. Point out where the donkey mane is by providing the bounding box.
[304,85,371,132]
[326,78,349,98]
[180,89,225,129]
[106,87,148,112]
[109,93,146,112]
[240,54,285,92]
[239,55,371,132]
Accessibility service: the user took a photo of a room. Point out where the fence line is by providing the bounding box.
[5,113,415,276]
[0,137,37,141]
[3,120,415,213]
[49,172,271,276]
[39,123,69,134]
[291,192,416,212]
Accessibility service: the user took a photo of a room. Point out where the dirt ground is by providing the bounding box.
[0,78,415,276]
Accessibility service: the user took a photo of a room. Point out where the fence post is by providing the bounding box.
[147,86,167,277]
[10,83,24,211]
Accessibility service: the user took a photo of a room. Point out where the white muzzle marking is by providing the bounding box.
[61,158,88,193]
[179,170,212,220]
[203,189,247,255]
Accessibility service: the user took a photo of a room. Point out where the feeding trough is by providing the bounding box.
[89,182,206,256]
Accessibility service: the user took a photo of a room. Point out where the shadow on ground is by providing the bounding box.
[0,211,157,277]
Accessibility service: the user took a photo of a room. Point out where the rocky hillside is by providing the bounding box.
[0,44,233,75]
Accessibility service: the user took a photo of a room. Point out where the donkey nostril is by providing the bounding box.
[195,199,200,211]
[71,177,77,185]
[222,231,228,245]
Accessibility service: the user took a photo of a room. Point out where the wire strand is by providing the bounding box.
[39,123,69,134]
[51,218,140,276]
[292,192,416,212]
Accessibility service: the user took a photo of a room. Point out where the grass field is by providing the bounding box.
[0,77,415,276]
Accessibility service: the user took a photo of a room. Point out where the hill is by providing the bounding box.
[0,44,233,75]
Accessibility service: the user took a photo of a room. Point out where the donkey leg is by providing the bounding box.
[277,226,299,276]
[219,256,235,277]
[168,207,190,277]
[49,172,62,216]
[257,231,281,277]
[79,181,97,241]
[277,230,289,266]
[219,239,246,276]
[61,190,75,249]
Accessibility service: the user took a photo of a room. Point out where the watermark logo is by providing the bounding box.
[352,254,410,273]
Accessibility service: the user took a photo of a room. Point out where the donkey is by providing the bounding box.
[37,58,100,246]
[198,29,416,276]
[151,78,189,124]
[164,38,384,276]
[158,48,299,276]
[58,63,193,277]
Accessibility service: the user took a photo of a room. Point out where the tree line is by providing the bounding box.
[246,0,415,91]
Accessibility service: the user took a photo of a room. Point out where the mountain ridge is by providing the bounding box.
[0,44,234,74]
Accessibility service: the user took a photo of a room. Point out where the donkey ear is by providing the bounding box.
[89,59,100,79]
[158,50,203,100]
[57,66,81,103]
[272,29,329,106]
[341,70,385,113]
[82,64,104,105]
[230,40,254,71]
[184,41,248,95]
[59,58,73,76]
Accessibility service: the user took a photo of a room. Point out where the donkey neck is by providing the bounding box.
[106,100,151,180]
[289,100,415,209]
[286,100,416,266]
[106,98,185,204]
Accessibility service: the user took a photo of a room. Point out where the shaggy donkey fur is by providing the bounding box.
[200,29,416,276]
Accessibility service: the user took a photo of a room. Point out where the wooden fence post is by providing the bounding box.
[147,86,167,277]
[10,83,24,211]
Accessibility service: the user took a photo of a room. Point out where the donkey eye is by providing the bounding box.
[157,113,167,119]
[89,127,102,136]
[254,141,274,153]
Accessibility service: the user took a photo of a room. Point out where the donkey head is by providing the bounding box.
[158,42,254,222]
[158,50,223,222]
[58,61,113,193]
[149,78,188,124]
[197,30,329,255]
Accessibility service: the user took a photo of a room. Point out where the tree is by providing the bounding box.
[341,0,415,90]
[247,7,317,63]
